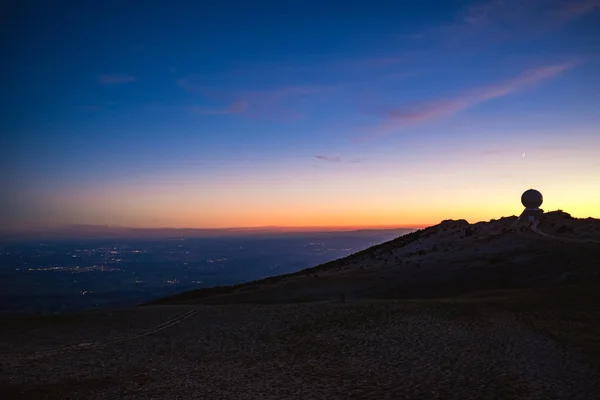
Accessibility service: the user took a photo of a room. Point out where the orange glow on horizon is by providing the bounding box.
[4,131,599,232]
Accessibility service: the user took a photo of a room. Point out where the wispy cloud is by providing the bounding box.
[461,0,600,27]
[239,85,335,112]
[361,61,579,139]
[415,0,600,45]
[562,0,600,18]
[175,56,415,120]
[179,76,338,119]
[99,74,137,84]
[315,155,342,162]
[178,76,333,99]
[314,155,363,164]
[186,101,248,115]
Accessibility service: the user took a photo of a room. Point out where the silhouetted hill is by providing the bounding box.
[147,212,600,305]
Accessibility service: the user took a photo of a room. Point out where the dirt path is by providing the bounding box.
[22,309,199,360]
[1,301,599,399]
[531,220,600,244]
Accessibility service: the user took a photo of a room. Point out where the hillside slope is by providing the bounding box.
[148,211,600,306]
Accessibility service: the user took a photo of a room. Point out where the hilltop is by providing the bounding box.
[149,210,600,306]
[2,211,600,399]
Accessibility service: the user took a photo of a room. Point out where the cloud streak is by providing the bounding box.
[177,75,331,98]
[363,61,579,139]
[416,0,600,46]
[179,77,338,119]
[314,155,363,164]
[463,0,600,28]
[315,155,342,162]
[99,74,137,84]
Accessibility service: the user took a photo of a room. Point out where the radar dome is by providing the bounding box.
[521,189,543,208]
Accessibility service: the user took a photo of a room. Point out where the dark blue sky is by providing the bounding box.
[2,0,599,229]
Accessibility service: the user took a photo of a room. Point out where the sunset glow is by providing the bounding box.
[2,1,600,232]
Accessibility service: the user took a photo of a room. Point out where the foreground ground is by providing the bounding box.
[1,285,600,399]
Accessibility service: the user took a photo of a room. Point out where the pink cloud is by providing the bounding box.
[362,61,579,139]
[178,77,337,120]
[99,74,137,84]
[187,100,248,115]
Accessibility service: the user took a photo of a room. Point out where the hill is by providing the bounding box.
[3,211,600,399]
[148,211,600,306]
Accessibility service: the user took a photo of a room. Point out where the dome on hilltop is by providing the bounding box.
[521,189,543,209]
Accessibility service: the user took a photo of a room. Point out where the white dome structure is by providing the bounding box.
[521,189,543,209]
[519,189,544,223]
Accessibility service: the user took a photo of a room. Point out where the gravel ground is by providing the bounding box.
[1,301,599,399]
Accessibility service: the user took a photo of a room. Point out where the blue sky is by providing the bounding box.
[2,0,599,229]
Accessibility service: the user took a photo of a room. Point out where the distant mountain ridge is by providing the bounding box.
[0,224,416,241]
[148,211,600,305]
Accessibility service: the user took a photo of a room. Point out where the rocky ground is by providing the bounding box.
[2,290,600,399]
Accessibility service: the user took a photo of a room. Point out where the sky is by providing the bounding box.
[1,0,599,230]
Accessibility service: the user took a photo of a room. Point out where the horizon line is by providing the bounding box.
[1,223,427,233]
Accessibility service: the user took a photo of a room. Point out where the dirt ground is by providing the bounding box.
[2,287,600,400]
